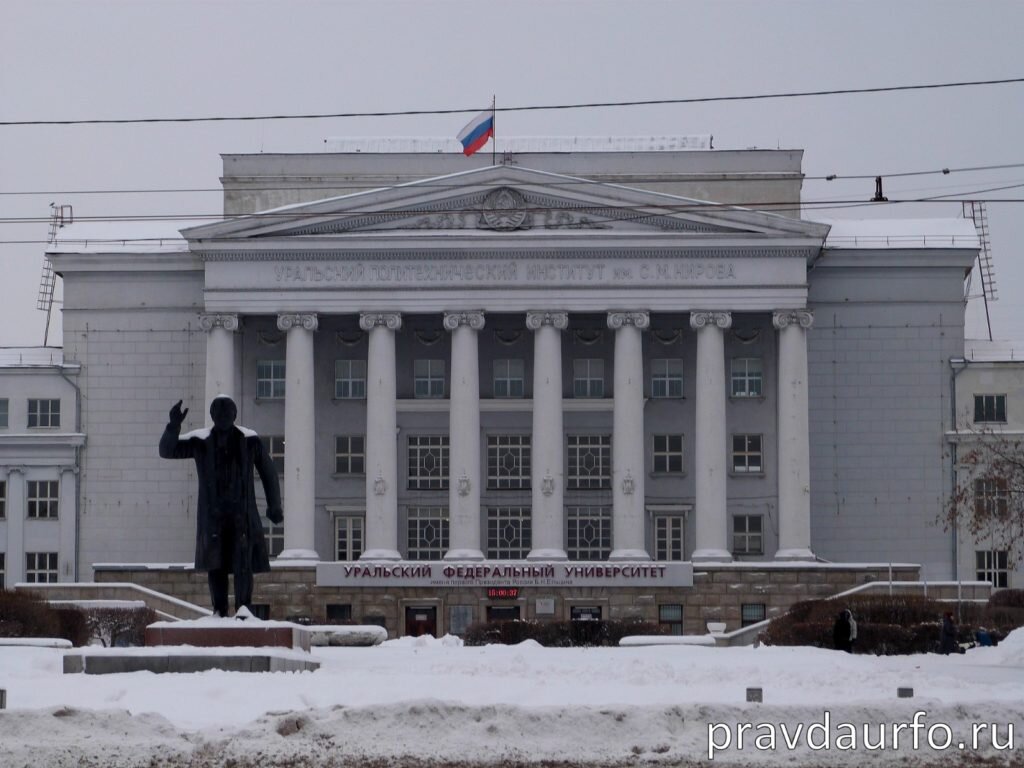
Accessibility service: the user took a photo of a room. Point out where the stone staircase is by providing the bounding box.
[15,582,211,621]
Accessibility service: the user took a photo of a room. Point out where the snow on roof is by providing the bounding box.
[816,217,980,249]
[47,219,207,254]
[964,338,1024,362]
[0,346,65,367]
[323,135,713,153]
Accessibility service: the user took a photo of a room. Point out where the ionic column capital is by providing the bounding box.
[359,312,403,332]
[607,311,650,330]
[277,313,318,332]
[526,311,568,330]
[773,309,814,330]
[689,311,733,330]
[443,310,486,331]
[198,313,239,332]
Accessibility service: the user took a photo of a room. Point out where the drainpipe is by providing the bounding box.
[59,366,83,582]
[948,357,969,584]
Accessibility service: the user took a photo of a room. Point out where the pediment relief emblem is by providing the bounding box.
[479,187,530,231]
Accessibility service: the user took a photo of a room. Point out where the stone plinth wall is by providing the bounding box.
[94,563,927,638]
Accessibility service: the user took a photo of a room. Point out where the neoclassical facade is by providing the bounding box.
[44,143,981,634]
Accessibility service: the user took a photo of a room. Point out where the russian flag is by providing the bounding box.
[456,109,494,156]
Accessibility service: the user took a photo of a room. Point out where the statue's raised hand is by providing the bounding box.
[169,400,189,427]
[267,507,284,525]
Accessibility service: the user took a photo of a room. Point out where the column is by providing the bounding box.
[608,311,651,561]
[5,467,25,583]
[359,312,402,560]
[58,466,78,581]
[276,313,319,560]
[690,311,733,562]
[773,309,815,561]
[199,313,238,420]
[526,311,568,560]
[444,311,485,561]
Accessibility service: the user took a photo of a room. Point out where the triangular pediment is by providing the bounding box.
[182,165,829,244]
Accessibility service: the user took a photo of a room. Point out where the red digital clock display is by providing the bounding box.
[487,587,520,599]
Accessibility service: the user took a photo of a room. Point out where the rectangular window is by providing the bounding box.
[326,604,353,624]
[27,480,59,519]
[335,516,365,561]
[653,434,684,474]
[256,360,286,399]
[654,516,685,561]
[493,359,525,398]
[335,435,366,475]
[407,506,449,560]
[974,394,1007,423]
[974,478,1009,518]
[731,357,763,398]
[25,552,58,583]
[733,514,764,555]
[486,507,531,559]
[0,479,6,519]
[334,359,367,399]
[741,603,767,627]
[449,605,476,637]
[651,358,684,398]
[408,435,449,490]
[0,398,8,428]
[264,436,285,475]
[659,604,683,635]
[414,359,446,398]
[27,398,60,428]
[262,519,284,558]
[0,552,4,588]
[573,359,605,398]
[732,434,763,474]
[975,550,1009,588]
[567,434,612,489]
[487,435,531,489]
[567,506,611,560]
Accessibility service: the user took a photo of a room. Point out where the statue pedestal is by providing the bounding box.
[145,618,311,651]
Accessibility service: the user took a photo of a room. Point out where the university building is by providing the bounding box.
[3,138,993,636]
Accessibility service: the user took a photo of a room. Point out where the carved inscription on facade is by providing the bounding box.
[273,259,737,286]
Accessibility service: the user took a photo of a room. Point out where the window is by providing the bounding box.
[25,552,58,583]
[493,359,525,398]
[651,358,684,398]
[335,516,364,561]
[262,518,284,557]
[326,604,353,624]
[659,604,683,635]
[28,398,60,428]
[974,478,1009,518]
[408,436,449,490]
[0,398,8,428]
[256,360,286,399]
[567,434,611,489]
[27,480,59,519]
[567,506,611,560]
[414,359,445,398]
[733,515,763,555]
[407,507,449,560]
[976,549,1009,588]
[573,359,604,398]
[741,603,767,627]
[264,436,285,475]
[731,358,763,398]
[0,552,5,588]
[732,434,763,474]
[974,394,1007,423]
[654,516,685,561]
[449,605,476,637]
[335,359,367,399]
[487,435,531,489]
[653,434,684,474]
[487,507,531,559]
[0,480,6,519]
[335,435,365,475]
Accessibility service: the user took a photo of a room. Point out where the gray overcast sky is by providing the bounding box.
[2,0,1022,347]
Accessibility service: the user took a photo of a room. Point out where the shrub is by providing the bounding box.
[0,589,60,639]
[989,589,1024,608]
[54,608,91,647]
[84,606,159,647]
[462,618,667,647]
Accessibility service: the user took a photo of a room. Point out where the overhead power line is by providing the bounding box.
[2,77,1022,127]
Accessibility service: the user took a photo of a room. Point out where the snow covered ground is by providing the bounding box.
[1,631,1022,767]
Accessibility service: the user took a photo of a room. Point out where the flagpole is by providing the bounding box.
[491,94,496,166]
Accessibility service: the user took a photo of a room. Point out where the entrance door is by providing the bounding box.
[405,606,438,637]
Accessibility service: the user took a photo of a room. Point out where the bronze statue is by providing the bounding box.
[159,396,284,616]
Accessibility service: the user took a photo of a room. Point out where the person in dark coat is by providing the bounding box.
[939,612,959,655]
[159,396,283,616]
[833,609,855,652]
